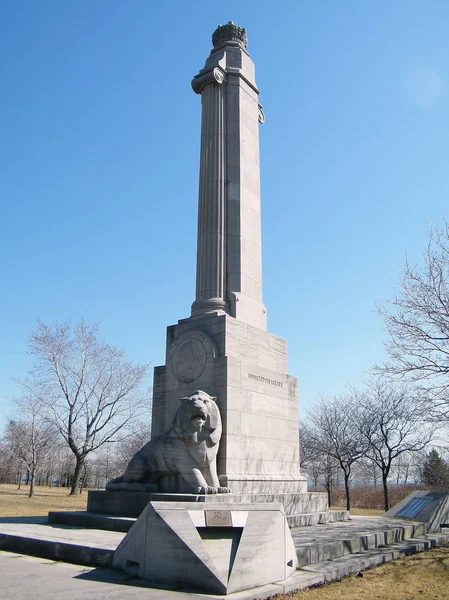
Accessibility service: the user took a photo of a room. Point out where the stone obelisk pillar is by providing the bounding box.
[151,23,309,503]
[191,22,266,331]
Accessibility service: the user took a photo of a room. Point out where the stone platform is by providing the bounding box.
[86,490,342,527]
[1,514,448,599]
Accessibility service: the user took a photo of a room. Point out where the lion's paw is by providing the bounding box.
[197,486,218,494]
[217,487,231,494]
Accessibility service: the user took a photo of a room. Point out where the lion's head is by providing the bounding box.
[173,390,222,444]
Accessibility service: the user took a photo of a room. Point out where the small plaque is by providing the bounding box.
[205,510,232,527]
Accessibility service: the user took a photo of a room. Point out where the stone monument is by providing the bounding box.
[99,26,319,592]
[149,21,308,501]
[46,22,351,595]
[94,20,329,522]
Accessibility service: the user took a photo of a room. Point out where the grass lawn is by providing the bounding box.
[287,548,449,600]
[333,506,385,517]
[0,483,87,516]
[0,484,447,599]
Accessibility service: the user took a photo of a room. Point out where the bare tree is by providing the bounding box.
[377,221,449,421]
[300,424,339,505]
[28,320,150,494]
[112,418,152,475]
[5,381,56,497]
[0,440,22,485]
[359,377,435,511]
[305,395,366,510]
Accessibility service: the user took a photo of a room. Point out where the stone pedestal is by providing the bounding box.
[152,313,307,496]
[112,501,298,595]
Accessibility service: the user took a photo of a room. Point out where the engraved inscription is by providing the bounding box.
[248,373,283,387]
[205,510,233,527]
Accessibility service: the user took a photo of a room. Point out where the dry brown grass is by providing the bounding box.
[330,484,419,511]
[0,484,87,516]
[349,508,384,516]
[285,547,449,600]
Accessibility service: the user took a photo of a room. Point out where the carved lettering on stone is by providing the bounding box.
[205,510,233,527]
[248,372,283,387]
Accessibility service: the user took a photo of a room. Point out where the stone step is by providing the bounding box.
[48,510,135,533]
[47,512,427,569]
[0,520,121,567]
[299,532,449,583]
[0,515,446,594]
[287,510,349,527]
[291,516,427,566]
[50,508,350,532]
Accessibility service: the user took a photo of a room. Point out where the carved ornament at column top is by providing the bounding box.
[212,21,247,51]
[191,67,225,95]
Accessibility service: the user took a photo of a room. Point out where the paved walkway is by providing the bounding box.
[0,551,201,600]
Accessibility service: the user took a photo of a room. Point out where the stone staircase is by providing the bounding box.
[0,512,447,597]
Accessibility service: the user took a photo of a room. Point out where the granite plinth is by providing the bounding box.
[87,490,329,520]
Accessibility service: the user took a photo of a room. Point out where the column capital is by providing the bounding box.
[191,67,225,95]
[212,22,247,51]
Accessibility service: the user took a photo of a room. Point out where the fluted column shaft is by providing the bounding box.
[191,72,227,316]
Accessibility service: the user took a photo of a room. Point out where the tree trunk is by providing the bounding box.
[382,471,390,511]
[70,455,86,495]
[79,463,88,494]
[29,469,36,498]
[344,471,351,511]
[325,474,333,506]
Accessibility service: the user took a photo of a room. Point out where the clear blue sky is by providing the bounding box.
[1,1,448,427]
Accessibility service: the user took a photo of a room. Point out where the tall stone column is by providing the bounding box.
[150,23,308,502]
[191,22,267,331]
[191,68,227,316]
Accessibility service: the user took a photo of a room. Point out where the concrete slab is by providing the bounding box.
[0,550,319,600]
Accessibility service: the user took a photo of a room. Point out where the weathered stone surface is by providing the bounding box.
[105,391,229,495]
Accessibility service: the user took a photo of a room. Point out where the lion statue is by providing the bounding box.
[106,390,231,494]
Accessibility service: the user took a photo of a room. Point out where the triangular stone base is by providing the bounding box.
[112,501,298,595]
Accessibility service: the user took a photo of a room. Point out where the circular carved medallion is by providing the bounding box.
[172,338,207,383]
[213,68,224,84]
